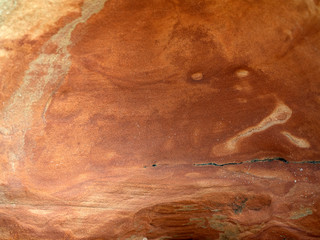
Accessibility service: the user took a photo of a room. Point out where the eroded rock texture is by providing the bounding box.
[0,0,320,239]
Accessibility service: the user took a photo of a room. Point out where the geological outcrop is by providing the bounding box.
[0,0,320,239]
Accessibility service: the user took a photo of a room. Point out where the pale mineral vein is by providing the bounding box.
[226,103,292,150]
[212,102,293,156]
[281,131,310,148]
[0,0,108,172]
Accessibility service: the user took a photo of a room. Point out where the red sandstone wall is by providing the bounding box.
[0,0,320,239]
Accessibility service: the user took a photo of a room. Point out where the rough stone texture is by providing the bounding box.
[0,0,320,239]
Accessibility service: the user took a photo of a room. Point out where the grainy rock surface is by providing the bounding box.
[0,0,320,239]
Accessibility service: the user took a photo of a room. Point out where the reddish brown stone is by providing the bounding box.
[0,0,320,239]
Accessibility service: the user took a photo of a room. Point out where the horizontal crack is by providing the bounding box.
[194,157,320,167]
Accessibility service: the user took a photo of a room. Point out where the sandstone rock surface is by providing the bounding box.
[0,0,320,239]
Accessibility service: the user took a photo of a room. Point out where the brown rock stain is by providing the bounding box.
[0,0,320,239]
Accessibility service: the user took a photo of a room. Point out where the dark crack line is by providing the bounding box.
[193,157,320,167]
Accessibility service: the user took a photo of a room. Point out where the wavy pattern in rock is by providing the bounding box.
[0,0,320,239]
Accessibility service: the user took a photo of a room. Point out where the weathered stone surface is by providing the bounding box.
[0,0,320,239]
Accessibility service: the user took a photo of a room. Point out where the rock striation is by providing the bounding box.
[0,0,320,239]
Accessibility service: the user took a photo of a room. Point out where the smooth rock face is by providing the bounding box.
[0,0,320,239]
